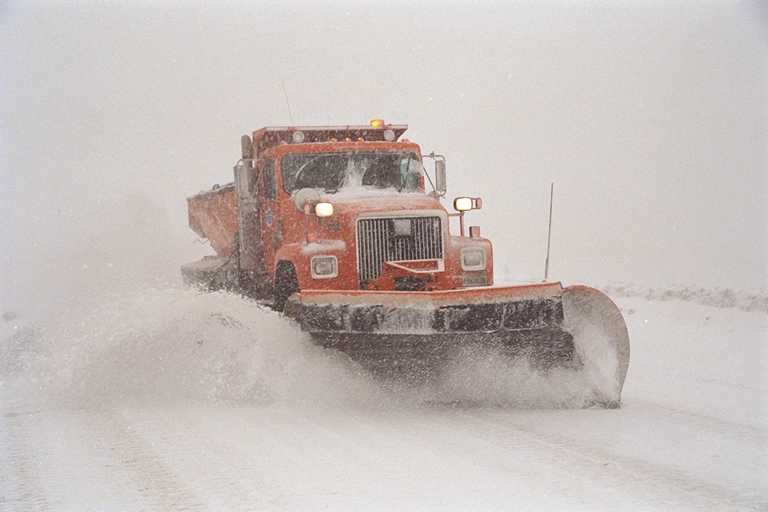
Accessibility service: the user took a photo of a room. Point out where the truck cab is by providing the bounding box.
[185,122,493,309]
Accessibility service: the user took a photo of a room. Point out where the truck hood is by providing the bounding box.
[319,191,445,216]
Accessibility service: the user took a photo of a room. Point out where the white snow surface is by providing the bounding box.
[1,287,766,511]
[300,239,347,256]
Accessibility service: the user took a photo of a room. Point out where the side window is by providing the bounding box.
[262,159,276,199]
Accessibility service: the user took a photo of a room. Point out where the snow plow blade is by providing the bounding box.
[286,282,630,405]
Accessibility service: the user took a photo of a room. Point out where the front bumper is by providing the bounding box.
[289,282,567,334]
[285,282,577,370]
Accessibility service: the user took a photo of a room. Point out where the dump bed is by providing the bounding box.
[187,183,238,256]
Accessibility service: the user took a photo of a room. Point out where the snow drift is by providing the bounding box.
[1,285,631,411]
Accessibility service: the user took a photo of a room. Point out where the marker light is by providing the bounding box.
[369,118,385,128]
[315,202,334,217]
[311,255,338,279]
[292,130,305,143]
[453,197,473,212]
[383,129,396,141]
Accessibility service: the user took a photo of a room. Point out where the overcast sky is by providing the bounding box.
[1,1,766,315]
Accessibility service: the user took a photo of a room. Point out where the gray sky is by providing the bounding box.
[1,1,766,314]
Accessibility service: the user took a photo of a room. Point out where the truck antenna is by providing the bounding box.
[543,182,554,282]
[280,80,295,125]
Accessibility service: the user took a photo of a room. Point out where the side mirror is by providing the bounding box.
[435,160,447,196]
[241,134,254,160]
[234,160,251,198]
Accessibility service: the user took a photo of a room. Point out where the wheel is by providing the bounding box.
[273,262,299,312]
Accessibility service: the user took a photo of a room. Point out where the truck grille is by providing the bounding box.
[357,216,443,283]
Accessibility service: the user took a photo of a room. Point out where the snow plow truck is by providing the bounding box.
[182,121,630,406]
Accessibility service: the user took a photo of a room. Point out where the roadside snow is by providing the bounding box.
[619,296,768,429]
[1,286,766,510]
[605,283,768,314]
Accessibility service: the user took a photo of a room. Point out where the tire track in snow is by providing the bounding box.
[87,408,207,512]
[258,407,630,509]
[327,408,670,510]
[264,405,766,510]
[2,411,51,512]
[628,399,768,441]
[459,408,768,511]
[117,406,294,511]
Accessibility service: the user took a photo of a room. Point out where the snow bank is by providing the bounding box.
[604,283,768,314]
[618,296,768,429]
[5,283,762,413]
[1,286,624,411]
[0,288,387,410]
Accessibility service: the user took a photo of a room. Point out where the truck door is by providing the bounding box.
[258,158,278,273]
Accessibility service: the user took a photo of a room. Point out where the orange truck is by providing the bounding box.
[183,121,629,405]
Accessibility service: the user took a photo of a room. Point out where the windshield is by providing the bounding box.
[281,152,422,195]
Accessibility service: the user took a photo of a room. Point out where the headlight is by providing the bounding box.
[453,196,483,212]
[460,247,486,271]
[315,202,334,217]
[453,197,473,212]
[311,255,338,278]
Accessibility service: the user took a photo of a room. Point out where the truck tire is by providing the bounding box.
[273,262,299,312]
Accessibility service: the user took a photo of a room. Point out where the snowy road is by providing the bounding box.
[2,291,766,511]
